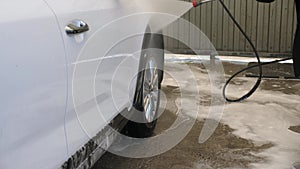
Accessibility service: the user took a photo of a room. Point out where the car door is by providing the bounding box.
[44,0,150,157]
[0,0,68,168]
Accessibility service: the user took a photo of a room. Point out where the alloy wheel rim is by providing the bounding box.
[143,58,159,123]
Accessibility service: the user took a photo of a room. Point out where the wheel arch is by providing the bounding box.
[132,26,165,111]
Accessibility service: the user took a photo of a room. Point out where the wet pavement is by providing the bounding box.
[92,57,300,169]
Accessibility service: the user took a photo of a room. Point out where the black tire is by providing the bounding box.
[125,33,164,138]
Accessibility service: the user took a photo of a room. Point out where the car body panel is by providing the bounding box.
[0,0,192,168]
[0,0,68,168]
[44,0,148,157]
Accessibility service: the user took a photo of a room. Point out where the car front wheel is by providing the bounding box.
[125,33,164,138]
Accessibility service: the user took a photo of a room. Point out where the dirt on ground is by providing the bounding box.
[289,126,300,134]
[92,61,300,169]
[93,83,273,169]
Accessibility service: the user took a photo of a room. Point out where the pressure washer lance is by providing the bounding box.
[192,0,292,103]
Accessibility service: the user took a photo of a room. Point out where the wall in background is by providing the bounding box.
[164,0,297,56]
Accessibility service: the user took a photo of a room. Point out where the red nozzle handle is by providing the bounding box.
[193,0,199,7]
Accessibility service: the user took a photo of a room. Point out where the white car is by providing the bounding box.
[0,0,190,168]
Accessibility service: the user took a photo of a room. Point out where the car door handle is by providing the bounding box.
[65,20,89,35]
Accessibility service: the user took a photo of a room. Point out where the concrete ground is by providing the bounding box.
[92,57,300,169]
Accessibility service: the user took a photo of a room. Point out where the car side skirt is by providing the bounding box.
[59,112,128,169]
